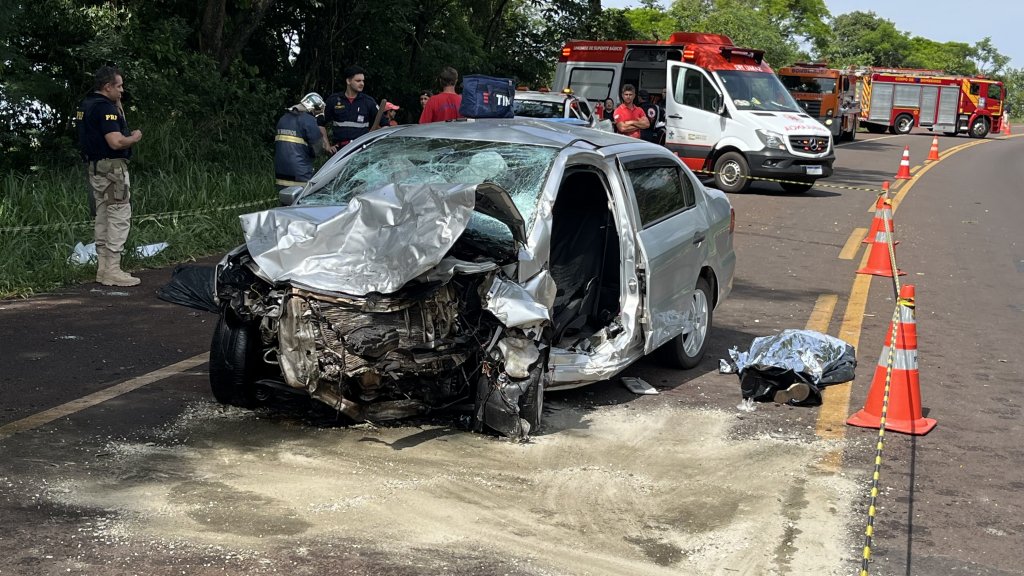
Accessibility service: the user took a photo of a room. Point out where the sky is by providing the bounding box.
[601,0,1024,69]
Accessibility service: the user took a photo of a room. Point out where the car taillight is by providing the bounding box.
[730,208,735,233]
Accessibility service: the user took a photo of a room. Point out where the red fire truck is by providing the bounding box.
[552,32,834,193]
[854,68,1005,138]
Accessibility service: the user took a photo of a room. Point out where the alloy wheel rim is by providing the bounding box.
[682,290,709,356]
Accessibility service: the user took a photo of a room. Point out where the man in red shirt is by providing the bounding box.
[613,84,649,138]
[420,67,462,123]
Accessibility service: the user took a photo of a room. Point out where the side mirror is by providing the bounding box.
[715,94,725,115]
[278,185,303,206]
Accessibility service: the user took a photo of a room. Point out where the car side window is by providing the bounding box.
[987,84,1002,100]
[627,165,692,227]
[970,83,980,96]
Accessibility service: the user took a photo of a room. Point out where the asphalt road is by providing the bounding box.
[1,128,1022,576]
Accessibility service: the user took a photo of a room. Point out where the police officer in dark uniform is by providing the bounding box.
[274,92,326,190]
[320,65,379,154]
[76,65,143,287]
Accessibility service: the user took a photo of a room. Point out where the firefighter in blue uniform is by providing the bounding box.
[320,65,379,154]
[274,92,326,190]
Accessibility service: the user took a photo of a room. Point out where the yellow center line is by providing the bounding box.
[0,353,209,441]
[839,227,868,260]
[806,294,839,333]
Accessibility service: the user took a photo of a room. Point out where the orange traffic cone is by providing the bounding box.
[1001,113,1012,135]
[895,146,912,179]
[863,184,899,246]
[857,207,904,277]
[847,285,936,435]
[927,135,940,161]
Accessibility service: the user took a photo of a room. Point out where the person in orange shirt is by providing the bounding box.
[420,67,462,123]
[613,84,649,138]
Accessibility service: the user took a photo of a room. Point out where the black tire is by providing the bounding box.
[209,312,262,407]
[842,119,858,142]
[969,117,990,138]
[780,181,814,193]
[713,152,750,193]
[518,352,547,432]
[864,123,886,134]
[658,276,713,369]
[893,114,914,135]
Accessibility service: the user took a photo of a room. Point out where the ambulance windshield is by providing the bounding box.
[718,70,802,113]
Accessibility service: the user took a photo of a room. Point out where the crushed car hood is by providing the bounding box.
[239,182,524,295]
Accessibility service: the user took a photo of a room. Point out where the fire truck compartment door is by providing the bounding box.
[869,83,893,123]
[937,86,959,126]
[919,86,939,125]
[664,61,723,169]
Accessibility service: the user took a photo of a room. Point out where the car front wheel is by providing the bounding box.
[210,312,262,408]
[659,277,713,369]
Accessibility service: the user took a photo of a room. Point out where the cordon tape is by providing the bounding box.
[860,191,904,576]
[0,198,275,234]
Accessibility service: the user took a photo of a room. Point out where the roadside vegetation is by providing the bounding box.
[1,0,1021,297]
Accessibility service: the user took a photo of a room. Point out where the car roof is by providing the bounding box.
[514,90,577,103]
[381,118,644,149]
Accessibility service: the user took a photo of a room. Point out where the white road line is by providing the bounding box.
[0,352,209,441]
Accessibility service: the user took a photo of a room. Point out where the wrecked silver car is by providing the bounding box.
[196,119,735,437]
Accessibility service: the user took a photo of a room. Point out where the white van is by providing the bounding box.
[554,32,835,193]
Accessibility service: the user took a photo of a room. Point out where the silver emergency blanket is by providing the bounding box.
[239,183,478,295]
[720,329,856,405]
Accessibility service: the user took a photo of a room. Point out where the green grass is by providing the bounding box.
[0,120,277,297]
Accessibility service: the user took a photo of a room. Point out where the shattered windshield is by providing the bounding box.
[718,70,803,113]
[301,137,557,242]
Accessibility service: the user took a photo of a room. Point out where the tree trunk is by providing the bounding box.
[198,0,225,56]
[217,0,276,74]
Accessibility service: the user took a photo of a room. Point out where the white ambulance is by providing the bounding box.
[553,32,835,193]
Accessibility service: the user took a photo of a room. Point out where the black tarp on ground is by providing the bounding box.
[157,264,219,313]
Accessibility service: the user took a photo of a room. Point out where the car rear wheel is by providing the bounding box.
[713,152,750,193]
[210,312,262,408]
[659,277,713,369]
[969,117,989,138]
[893,114,914,135]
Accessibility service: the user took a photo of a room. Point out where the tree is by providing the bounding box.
[816,11,911,68]
[972,37,1010,76]
[905,37,977,76]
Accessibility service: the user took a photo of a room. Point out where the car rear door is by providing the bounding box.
[619,155,710,353]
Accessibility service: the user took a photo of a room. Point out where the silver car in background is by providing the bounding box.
[205,119,735,438]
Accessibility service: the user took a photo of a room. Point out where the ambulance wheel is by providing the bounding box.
[865,123,886,134]
[713,152,750,193]
[780,180,814,193]
[893,114,914,135]
[969,117,990,138]
[210,312,262,408]
[659,276,713,370]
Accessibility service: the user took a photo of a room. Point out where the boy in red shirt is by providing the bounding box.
[420,67,463,123]
[613,84,649,138]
